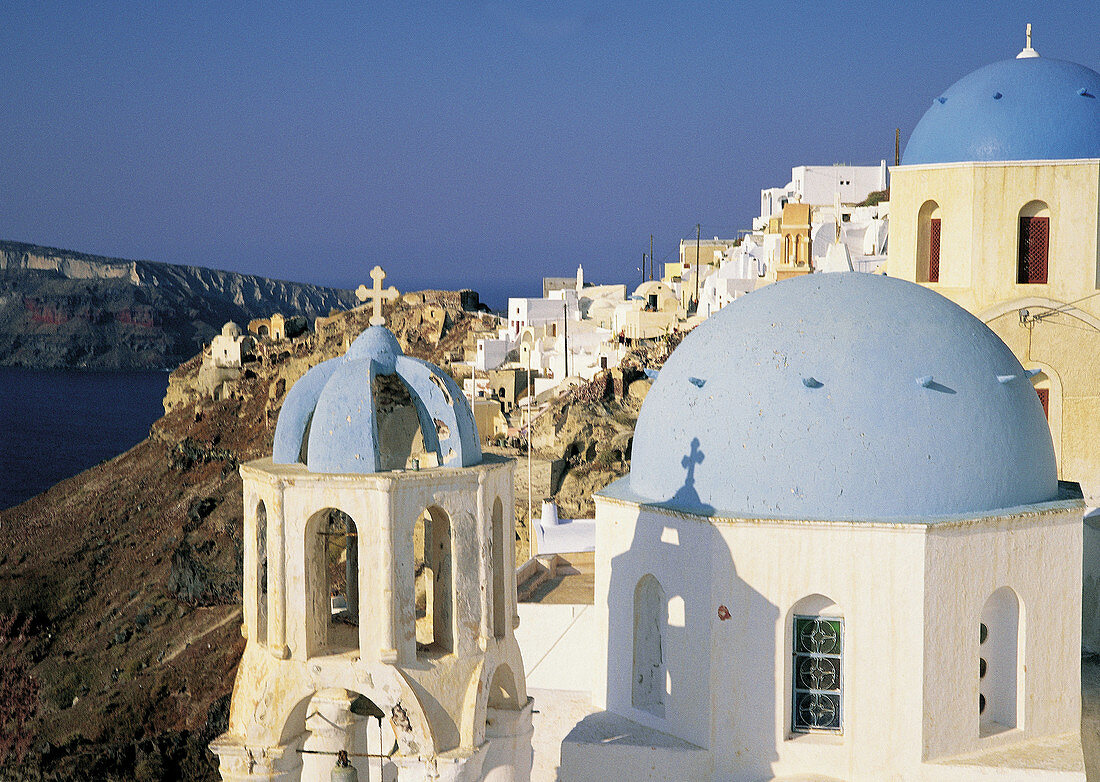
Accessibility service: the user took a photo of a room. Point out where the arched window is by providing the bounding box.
[492,497,506,639]
[632,574,667,717]
[980,587,1021,735]
[790,595,843,734]
[256,501,268,646]
[917,200,942,283]
[414,506,453,655]
[1017,201,1050,284]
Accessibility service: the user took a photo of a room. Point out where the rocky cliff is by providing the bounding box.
[0,240,357,370]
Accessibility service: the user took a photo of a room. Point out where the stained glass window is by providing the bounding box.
[793,616,843,733]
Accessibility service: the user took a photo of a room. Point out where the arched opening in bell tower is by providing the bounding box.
[305,508,360,657]
[414,506,453,655]
[255,500,268,646]
[492,497,507,639]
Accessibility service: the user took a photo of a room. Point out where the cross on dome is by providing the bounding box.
[355,265,400,326]
[1017,22,1040,59]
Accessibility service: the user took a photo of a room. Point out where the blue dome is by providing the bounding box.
[272,325,481,473]
[903,56,1100,164]
[628,274,1057,520]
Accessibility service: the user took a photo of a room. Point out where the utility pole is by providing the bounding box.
[563,301,569,378]
[694,223,701,310]
[650,234,655,280]
[895,128,900,167]
[641,253,646,284]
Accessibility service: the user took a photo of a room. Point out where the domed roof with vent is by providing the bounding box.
[624,273,1057,520]
[272,325,481,474]
[903,44,1100,165]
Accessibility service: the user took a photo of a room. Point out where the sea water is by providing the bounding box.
[0,367,169,510]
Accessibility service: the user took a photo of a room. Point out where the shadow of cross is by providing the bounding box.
[681,436,704,489]
[356,265,399,326]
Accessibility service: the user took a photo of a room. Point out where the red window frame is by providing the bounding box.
[1036,387,1049,419]
[928,218,941,283]
[1017,216,1049,284]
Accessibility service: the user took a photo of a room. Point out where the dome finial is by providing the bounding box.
[1017,22,1040,58]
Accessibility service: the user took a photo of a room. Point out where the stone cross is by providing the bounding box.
[356,266,399,327]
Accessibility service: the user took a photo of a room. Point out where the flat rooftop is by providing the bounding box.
[517,552,594,605]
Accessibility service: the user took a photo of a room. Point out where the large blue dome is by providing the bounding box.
[627,274,1057,520]
[903,56,1100,164]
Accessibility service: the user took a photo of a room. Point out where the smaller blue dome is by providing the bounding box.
[903,56,1100,164]
[272,326,481,474]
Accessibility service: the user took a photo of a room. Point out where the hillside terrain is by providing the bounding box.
[0,291,663,781]
[0,240,356,370]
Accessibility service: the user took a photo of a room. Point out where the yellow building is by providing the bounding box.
[678,237,735,271]
[888,37,1100,498]
[777,202,813,279]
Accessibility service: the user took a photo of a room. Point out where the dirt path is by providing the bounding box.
[161,607,241,665]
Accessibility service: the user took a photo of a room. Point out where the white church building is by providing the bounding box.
[561,272,1085,780]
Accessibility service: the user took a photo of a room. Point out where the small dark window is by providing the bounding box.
[1018,216,1049,284]
[928,219,941,283]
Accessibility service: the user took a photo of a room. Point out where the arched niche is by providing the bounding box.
[304,507,360,658]
[492,497,507,639]
[980,586,1022,735]
[786,594,844,735]
[917,199,942,283]
[1017,200,1050,285]
[414,506,453,655]
[488,663,520,710]
[632,573,667,717]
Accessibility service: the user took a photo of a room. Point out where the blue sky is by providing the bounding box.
[2,2,1098,308]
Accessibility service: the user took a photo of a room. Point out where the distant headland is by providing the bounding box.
[0,240,358,370]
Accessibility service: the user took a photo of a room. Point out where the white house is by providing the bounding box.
[758,162,888,228]
[476,329,513,371]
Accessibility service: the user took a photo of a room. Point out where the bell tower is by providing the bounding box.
[211,268,532,782]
